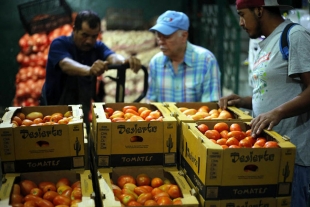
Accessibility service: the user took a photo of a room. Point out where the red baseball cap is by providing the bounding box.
[236,0,293,10]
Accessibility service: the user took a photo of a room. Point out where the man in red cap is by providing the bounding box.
[218,0,310,206]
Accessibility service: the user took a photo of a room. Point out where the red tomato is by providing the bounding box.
[122,105,138,113]
[239,139,252,148]
[71,181,81,189]
[20,180,38,196]
[12,116,22,126]
[226,137,239,146]
[36,198,54,207]
[144,199,158,206]
[43,184,56,193]
[264,141,279,148]
[138,107,149,115]
[117,175,136,188]
[230,123,242,131]
[167,184,182,199]
[30,187,43,197]
[254,137,267,147]
[173,198,183,205]
[156,196,173,205]
[16,112,26,120]
[140,109,152,119]
[71,187,82,200]
[220,130,229,138]
[61,188,73,198]
[153,192,170,202]
[139,185,153,193]
[137,192,153,205]
[227,131,246,141]
[21,119,34,126]
[151,187,163,197]
[53,195,71,206]
[119,193,136,206]
[43,191,59,202]
[213,122,229,133]
[151,177,164,188]
[229,145,241,148]
[216,138,227,145]
[10,194,24,205]
[198,105,209,112]
[12,184,21,195]
[158,184,172,193]
[204,130,221,140]
[24,194,42,203]
[43,115,51,122]
[127,200,142,206]
[57,185,71,195]
[23,200,36,207]
[104,107,114,116]
[197,124,209,134]
[136,174,151,186]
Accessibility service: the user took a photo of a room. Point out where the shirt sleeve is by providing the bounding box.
[146,57,157,102]
[48,38,74,68]
[201,53,222,102]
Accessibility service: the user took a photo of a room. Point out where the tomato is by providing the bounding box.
[149,110,161,119]
[24,200,37,207]
[220,130,229,139]
[124,108,140,116]
[71,181,81,189]
[12,184,21,195]
[20,180,38,196]
[178,107,188,112]
[140,109,152,119]
[182,108,197,116]
[50,114,63,123]
[197,124,209,134]
[158,184,172,193]
[173,197,183,205]
[119,193,136,206]
[137,192,153,205]
[144,199,158,206]
[43,191,59,202]
[229,145,241,148]
[244,136,256,146]
[198,105,209,112]
[33,118,43,124]
[139,185,153,193]
[151,177,163,188]
[10,194,24,205]
[43,115,51,122]
[64,110,72,118]
[221,144,229,149]
[134,186,149,195]
[30,187,43,197]
[38,182,54,191]
[245,129,252,136]
[254,137,267,147]
[21,119,34,126]
[151,188,163,197]
[156,196,173,205]
[61,188,73,198]
[36,198,54,207]
[56,178,70,189]
[213,122,229,132]
[239,139,252,148]
[227,131,246,141]
[26,112,43,121]
[24,194,42,203]
[122,105,138,113]
[138,107,149,115]
[12,116,22,126]
[204,130,221,140]
[216,138,227,145]
[226,137,239,146]
[123,183,137,192]
[230,123,242,131]
[71,187,82,200]
[16,112,26,120]
[11,204,24,207]
[57,185,71,195]
[167,184,182,199]
[43,184,56,193]
[136,174,151,186]
[117,175,136,188]
[53,195,71,206]
[264,141,279,148]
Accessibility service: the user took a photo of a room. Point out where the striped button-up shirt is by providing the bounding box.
[146,41,221,102]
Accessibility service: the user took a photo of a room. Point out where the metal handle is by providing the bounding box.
[106,64,148,103]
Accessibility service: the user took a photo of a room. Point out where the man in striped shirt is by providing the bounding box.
[146,10,221,103]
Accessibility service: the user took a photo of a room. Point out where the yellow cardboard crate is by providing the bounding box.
[0,105,85,173]
[180,121,295,200]
[91,102,178,167]
[97,165,199,207]
[163,102,253,123]
[0,170,96,207]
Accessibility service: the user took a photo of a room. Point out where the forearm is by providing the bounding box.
[59,58,91,76]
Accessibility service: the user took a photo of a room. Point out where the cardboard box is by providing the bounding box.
[92,102,178,167]
[0,105,85,173]
[97,165,200,207]
[0,170,96,207]
[180,121,295,200]
[163,102,253,123]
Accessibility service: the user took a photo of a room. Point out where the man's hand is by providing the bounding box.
[250,110,282,137]
[125,56,141,73]
[90,60,109,76]
[218,93,243,109]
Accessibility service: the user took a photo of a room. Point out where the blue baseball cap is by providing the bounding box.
[150,10,189,35]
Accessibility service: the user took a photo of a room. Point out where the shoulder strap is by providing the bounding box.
[280,23,298,60]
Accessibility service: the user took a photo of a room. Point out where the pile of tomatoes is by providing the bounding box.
[10,177,82,207]
[11,110,73,127]
[197,122,279,149]
[178,105,233,120]
[104,105,163,122]
[111,173,183,206]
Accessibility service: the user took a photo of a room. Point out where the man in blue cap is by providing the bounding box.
[146,10,221,103]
